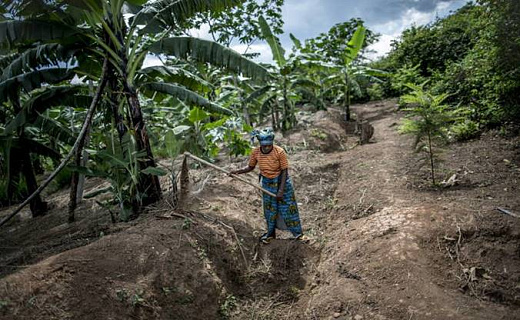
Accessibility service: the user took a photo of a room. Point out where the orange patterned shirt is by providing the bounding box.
[249,145,289,178]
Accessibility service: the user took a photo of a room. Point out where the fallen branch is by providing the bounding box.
[496,207,520,219]
[0,58,110,228]
[218,220,249,271]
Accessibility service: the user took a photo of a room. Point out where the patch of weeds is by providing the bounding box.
[219,294,237,319]
[356,162,369,168]
[310,129,327,141]
[130,289,146,306]
[176,290,194,304]
[116,289,129,302]
[197,246,208,260]
[182,218,192,230]
[0,300,9,311]
[189,239,208,261]
[281,286,300,301]
[161,287,177,296]
[324,196,338,210]
[27,296,37,307]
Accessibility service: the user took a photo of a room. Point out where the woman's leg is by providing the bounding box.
[261,177,278,242]
[277,178,303,237]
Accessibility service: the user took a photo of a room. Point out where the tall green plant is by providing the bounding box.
[399,84,453,185]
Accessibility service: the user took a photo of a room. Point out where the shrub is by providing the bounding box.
[367,83,384,101]
[450,120,480,141]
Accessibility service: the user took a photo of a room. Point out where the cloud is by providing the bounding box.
[142,54,164,68]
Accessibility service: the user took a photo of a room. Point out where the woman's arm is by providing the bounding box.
[230,166,255,175]
[276,169,287,201]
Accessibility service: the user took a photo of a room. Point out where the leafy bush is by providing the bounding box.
[367,83,384,101]
[391,64,425,96]
[450,120,480,141]
[51,166,72,191]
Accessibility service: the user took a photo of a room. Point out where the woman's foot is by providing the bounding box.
[294,234,310,242]
[259,232,275,244]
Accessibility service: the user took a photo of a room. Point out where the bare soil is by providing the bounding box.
[1,99,519,320]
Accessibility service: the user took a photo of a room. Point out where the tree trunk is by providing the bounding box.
[282,78,289,131]
[10,95,47,217]
[124,82,162,206]
[274,102,280,131]
[76,127,90,203]
[427,130,436,185]
[108,72,127,142]
[234,76,250,126]
[68,123,92,223]
[344,73,351,121]
[20,148,47,217]
[271,105,276,129]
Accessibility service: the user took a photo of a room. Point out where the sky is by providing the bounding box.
[144,0,471,67]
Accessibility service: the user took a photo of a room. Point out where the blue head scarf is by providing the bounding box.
[251,127,275,146]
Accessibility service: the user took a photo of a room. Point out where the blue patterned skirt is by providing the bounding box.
[261,174,303,237]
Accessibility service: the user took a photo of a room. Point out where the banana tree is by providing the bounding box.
[338,24,366,121]
[0,31,81,216]
[1,0,270,222]
[70,0,269,217]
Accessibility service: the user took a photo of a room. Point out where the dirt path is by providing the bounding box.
[0,100,519,320]
[292,102,520,319]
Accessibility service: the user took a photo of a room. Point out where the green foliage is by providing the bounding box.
[450,119,480,141]
[219,294,237,319]
[391,64,425,96]
[81,133,165,222]
[51,166,72,191]
[367,83,384,101]
[399,84,454,184]
[380,1,519,129]
[302,18,379,64]
[182,0,284,51]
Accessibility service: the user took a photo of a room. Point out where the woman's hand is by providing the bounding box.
[229,170,239,176]
[276,191,284,201]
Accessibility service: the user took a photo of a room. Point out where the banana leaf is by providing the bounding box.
[141,82,233,115]
[149,37,270,80]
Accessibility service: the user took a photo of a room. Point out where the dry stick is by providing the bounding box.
[184,152,277,197]
[218,220,249,271]
[0,58,110,229]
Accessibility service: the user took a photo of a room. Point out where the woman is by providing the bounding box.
[230,128,304,244]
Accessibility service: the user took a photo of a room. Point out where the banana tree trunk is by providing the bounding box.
[124,82,162,206]
[20,147,47,217]
[234,76,250,126]
[344,73,351,121]
[10,95,47,217]
[319,77,325,110]
[108,72,127,142]
[271,105,276,129]
[282,77,289,131]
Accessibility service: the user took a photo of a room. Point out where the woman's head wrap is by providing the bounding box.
[251,127,275,146]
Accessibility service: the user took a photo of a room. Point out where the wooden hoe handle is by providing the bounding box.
[184,152,277,197]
